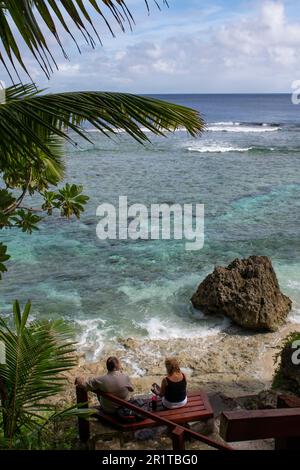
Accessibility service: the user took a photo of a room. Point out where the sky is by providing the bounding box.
[2,0,300,93]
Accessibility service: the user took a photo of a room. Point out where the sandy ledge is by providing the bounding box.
[60,320,300,404]
[53,320,300,450]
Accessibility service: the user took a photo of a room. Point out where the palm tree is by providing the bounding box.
[0,83,204,168]
[0,2,205,275]
[0,301,87,447]
[0,3,205,448]
[0,83,203,249]
[0,1,204,150]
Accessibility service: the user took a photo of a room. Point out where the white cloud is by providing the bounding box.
[2,0,300,93]
[113,0,300,92]
[84,0,299,93]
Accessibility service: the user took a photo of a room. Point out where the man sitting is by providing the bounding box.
[75,356,134,414]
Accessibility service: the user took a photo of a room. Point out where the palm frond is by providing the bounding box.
[0,301,77,440]
[0,0,169,80]
[0,83,204,170]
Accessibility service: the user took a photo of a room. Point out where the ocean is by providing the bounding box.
[1,94,300,360]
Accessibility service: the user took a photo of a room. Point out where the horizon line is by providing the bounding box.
[142,92,292,95]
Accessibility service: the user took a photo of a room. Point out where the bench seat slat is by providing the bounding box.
[155,404,206,416]
[96,409,213,431]
[94,391,213,431]
[184,395,204,402]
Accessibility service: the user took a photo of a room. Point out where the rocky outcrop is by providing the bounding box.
[191,256,292,331]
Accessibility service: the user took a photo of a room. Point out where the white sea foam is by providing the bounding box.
[210,121,239,126]
[86,123,280,135]
[187,145,252,153]
[289,308,300,324]
[85,126,187,135]
[287,280,300,290]
[118,275,200,303]
[137,316,230,341]
[207,124,280,133]
[75,318,108,361]
[121,357,147,377]
[84,128,124,134]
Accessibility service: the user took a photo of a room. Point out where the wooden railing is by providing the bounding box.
[76,386,233,451]
[220,395,300,450]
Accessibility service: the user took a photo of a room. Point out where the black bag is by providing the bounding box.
[116,399,145,423]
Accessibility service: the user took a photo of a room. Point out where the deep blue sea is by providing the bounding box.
[1,94,300,359]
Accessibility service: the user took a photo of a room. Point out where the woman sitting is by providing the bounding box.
[153,357,187,409]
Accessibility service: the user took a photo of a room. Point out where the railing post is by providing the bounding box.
[76,385,90,443]
[171,426,186,451]
[276,395,300,450]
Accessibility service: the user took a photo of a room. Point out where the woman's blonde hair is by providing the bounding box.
[165,357,181,375]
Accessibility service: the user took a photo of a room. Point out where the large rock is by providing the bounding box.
[191,256,292,331]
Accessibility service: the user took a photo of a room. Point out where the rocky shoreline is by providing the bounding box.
[50,316,300,450]
[60,319,300,406]
[58,255,300,407]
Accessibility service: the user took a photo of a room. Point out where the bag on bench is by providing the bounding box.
[116,399,145,423]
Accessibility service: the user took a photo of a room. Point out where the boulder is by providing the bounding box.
[191,256,292,331]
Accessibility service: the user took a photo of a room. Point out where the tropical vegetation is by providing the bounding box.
[0,0,204,448]
[0,301,94,449]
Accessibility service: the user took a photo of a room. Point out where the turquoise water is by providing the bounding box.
[1,94,300,359]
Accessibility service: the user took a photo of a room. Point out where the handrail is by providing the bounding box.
[76,386,233,451]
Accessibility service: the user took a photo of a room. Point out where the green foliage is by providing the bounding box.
[0,189,15,210]
[11,210,41,234]
[13,416,79,450]
[0,412,81,450]
[0,83,203,278]
[0,0,205,450]
[0,243,10,278]
[0,84,204,171]
[0,1,168,80]
[41,191,60,216]
[57,184,90,218]
[0,300,94,447]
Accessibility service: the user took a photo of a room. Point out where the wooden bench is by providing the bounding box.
[94,390,214,431]
[220,405,300,450]
[76,387,224,450]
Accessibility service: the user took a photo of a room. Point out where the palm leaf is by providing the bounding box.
[0,0,168,80]
[0,243,10,278]
[0,302,77,440]
[0,83,204,170]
